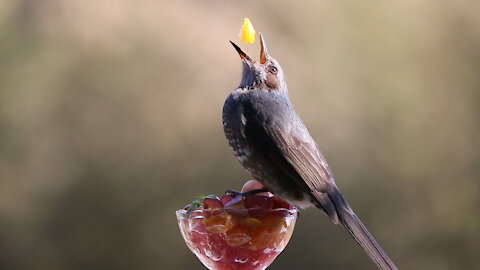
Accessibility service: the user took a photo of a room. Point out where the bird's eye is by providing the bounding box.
[268,66,278,75]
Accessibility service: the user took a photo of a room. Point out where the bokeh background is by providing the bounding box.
[1,0,479,269]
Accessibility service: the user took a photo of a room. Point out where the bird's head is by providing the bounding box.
[230,34,286,92]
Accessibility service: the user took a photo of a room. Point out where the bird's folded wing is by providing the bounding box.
[264,124,336,193]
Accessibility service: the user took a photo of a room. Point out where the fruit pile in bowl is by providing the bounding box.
[176,181,298,270]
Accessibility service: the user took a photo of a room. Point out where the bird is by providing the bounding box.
[222,33,398,270]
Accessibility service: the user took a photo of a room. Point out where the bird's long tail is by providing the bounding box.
[328,188,398,270]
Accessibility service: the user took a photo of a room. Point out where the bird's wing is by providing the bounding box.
[265,125,336,193]
[242,102,338,220]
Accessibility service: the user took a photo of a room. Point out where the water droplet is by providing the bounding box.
[235,256,248,263]
[204,247,222,261]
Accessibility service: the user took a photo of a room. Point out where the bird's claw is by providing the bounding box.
[225,188,269,197]
[225,189,242,196]
[223,188,269,207]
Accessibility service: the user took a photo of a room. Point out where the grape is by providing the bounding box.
[204,197,224,210]
[244,195,273,209]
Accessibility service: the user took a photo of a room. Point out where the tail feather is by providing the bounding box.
[328,189,398,270]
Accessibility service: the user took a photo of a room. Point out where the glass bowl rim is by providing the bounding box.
[176,207,298,219]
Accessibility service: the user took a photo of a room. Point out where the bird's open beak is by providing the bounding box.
[230,33,269,65]
[259,33,269,65]
[230,41,252,62]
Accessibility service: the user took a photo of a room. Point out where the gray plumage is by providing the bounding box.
[223,34,398,270]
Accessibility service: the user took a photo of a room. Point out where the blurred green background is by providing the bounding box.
[1,0,479,269]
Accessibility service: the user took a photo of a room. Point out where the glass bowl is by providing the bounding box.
[176,206,298,270]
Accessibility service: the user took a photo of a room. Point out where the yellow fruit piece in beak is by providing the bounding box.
[239,18,256,44]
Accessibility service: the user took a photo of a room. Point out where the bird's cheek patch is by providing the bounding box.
[265,73,280,90]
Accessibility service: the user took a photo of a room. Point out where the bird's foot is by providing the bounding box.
[223,188,270,207]
[225,188,269,197]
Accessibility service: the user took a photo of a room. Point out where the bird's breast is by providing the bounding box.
[222,91,311,205]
